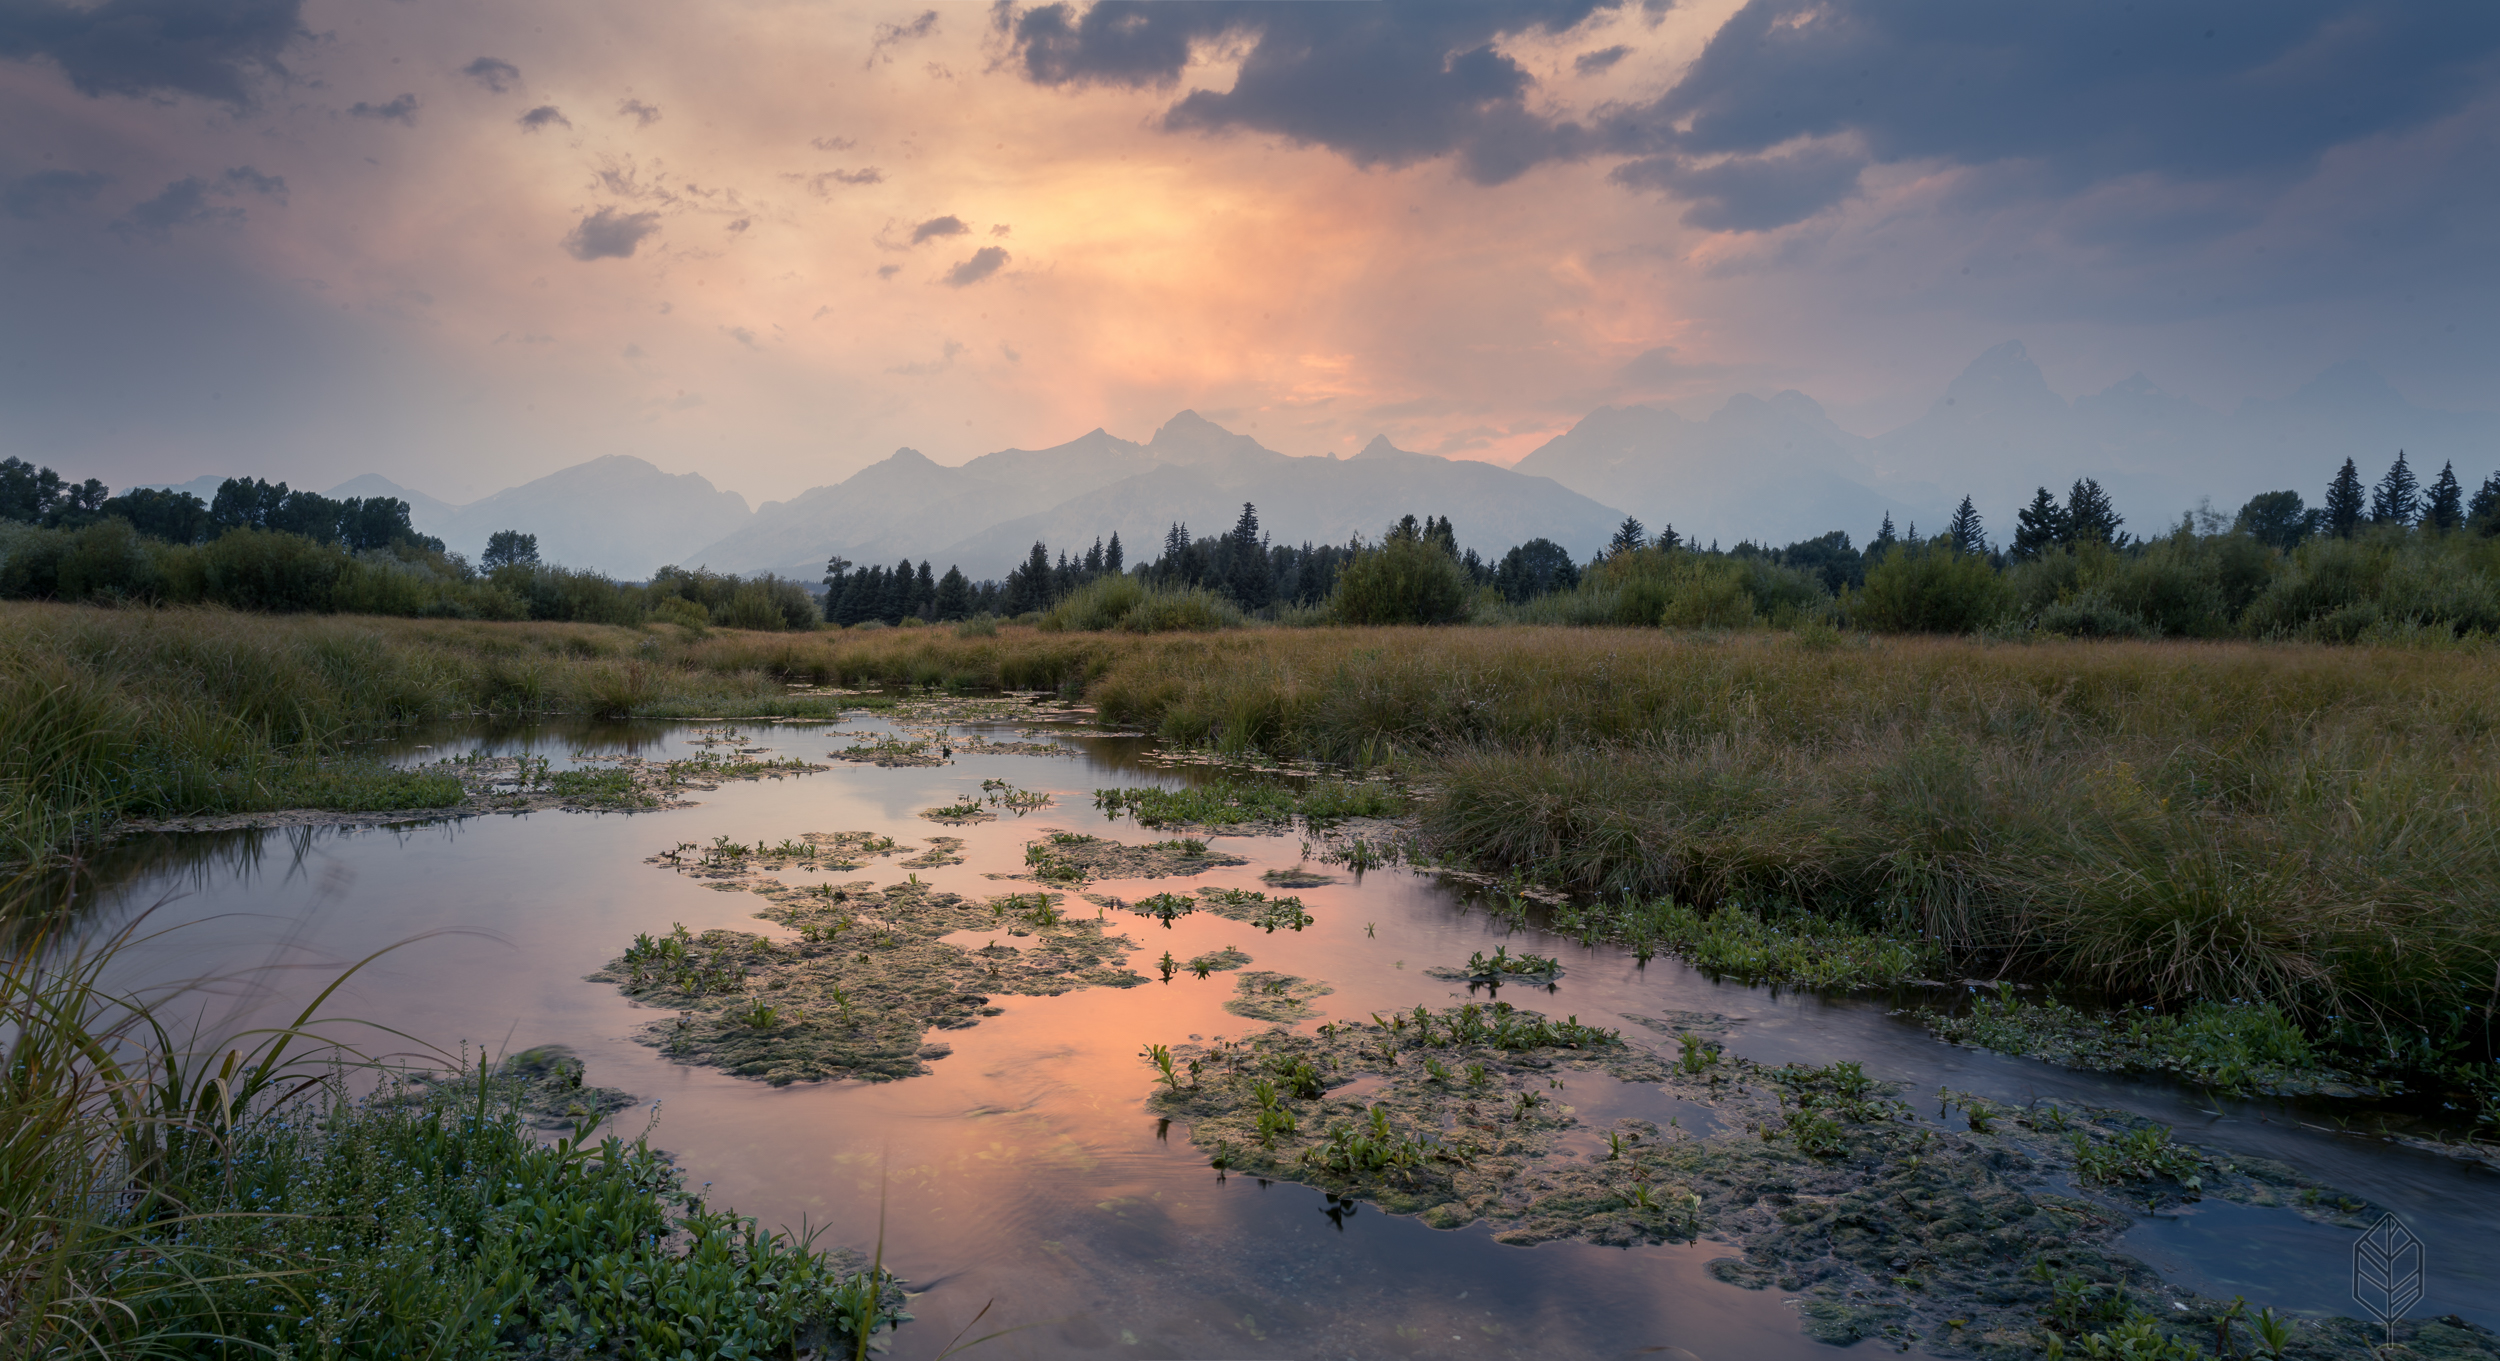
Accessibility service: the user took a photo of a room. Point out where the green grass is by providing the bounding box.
[1092,777,1407,829]
[1918,991,2348,1095]
[0,903,907,1358]
[1544,895,1945,991]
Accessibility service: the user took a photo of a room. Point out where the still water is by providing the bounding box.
[79,708,2500,1358]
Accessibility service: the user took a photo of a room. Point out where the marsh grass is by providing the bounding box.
[0,889,907,1357]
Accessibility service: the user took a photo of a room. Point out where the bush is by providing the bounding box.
[1852,543,2008,634]
[198,528,353,612]
[1040,575,1242,633]
[54,519,158,602]
[1331,536,1473,625]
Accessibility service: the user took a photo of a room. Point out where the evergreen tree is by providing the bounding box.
[1083,538,1103,574]
[1007,541,1053,615]
[2010,487,2067,560]
[2370,451,2420,525]
[1605,516,1646,558]
[933,566,972,621]
[914,561,937,617]
[2324,458,2366,537]
[820,555,853,592]
[2064,478,2124,546]
[1223,503,1271,609]
[1654,523,1682,551]
[1946,496,1986,555]
[1105,531,1124,574]
[2234,491,2313,551]
[1423,514,1458,558]
[882,557,914,623]
[1869,512,1898,558]
[2470,471,2500,533]
[2423,461,2463,533]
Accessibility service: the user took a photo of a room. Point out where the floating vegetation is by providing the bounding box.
[608,868,1143,1084]
[981,777,1056,812]
[1260,866,1336,888]
[832,733,945,767]
[1127,892,1197,927]
[918,799,993,824]
[1185,945,1252,977]
[994,833,1246,886]
[1221,971,1334,1022]
[1094,777,1410,834]
[900,836,965,868]
[1428,944,1564,984]
[1533,895,1943,990]
[1145,1006,2411,1356]
[1915,989,2368,1097]
[656,829,908,878]
[398,1044,640,1131]
[1195,886,1316,933]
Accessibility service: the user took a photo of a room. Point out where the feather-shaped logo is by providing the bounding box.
[2352,1213,2424,1344]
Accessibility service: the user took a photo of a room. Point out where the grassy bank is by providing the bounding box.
[10,605,2495,1065]
[0,604,886,864]
[0,908,907,1358]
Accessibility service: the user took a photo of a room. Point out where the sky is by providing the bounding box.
[2,0,2495,505]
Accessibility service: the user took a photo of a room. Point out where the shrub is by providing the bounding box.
[198,528,353,613]
[1331,536,1472,625]
[54,518,158,602]
[1852,543,2008,634]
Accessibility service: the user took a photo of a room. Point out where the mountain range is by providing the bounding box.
[137,343,2496,580]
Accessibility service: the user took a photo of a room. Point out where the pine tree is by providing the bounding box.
[1226,503,1270,610]
[2470,472,2500,532]
[933,566,972,621]
[2370,451,2420,525]
[1423,515,1458,557]
[1869,512,1898,559]
[1946,496,1986,555]
[2064,478,2124,546]
[2423,461,2464,533]
[1654,523,1681,552]
[2324,458,2366,537]
[1605,516,1646,558]
[1105,532,1124,574]
[1083,538,1104,574]
[914,561,936,617]
[2010,487,2067,560]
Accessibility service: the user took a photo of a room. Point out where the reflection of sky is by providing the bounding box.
[82,718,2500,1350]
[2,2,2495,501]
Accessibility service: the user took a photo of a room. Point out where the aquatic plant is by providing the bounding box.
[1142,1043,1182,1090]
[1459,944,1562,980]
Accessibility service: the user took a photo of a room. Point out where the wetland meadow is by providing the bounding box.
[5,605,2500,1359]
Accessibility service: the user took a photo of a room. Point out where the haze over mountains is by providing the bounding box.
[217,344,2489,581]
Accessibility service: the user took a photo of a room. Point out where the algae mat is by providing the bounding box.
[596,833,1146,1084]
[1145,1003,2498,1359]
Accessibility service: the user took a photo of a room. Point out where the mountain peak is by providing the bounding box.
[1353,435,1407,459]
[1150,410,1223,443]
[885,446,936,467]
[1938,339,2064,417]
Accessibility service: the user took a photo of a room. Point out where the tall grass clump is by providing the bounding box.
[0,898,909,1357]
[1038,575,1241,633]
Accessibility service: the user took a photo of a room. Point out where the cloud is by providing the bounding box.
[888,338,967,375]
[942,246,1010,287]
[1000,0,1620,185]
[113,165,285,238]
[810,135,856,151]
[910,214,970,243]
[1610,142,1865,231]
[1572,44,1630,75]
[0,0,303,105]
[724,325,758,347]
[798,167,882,193]
[461,57,519,93]
[348,93,419,125]
[562,207,661,260]
[867,10,939,69]
[618,98,661,127]
[876,264,900,278]
[990,223,1010,236]
[518,105,570,132]
[4,169,111,219]
[727,217,749,233]
[1601,0,2500,231]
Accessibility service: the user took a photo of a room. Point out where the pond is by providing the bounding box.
[76,701,2500,1359]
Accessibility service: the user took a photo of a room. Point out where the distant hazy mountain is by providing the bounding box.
[310,457,745,577]
[1521,341,2500,550]
[1515,391,1956,550]
[690,411,1627,581]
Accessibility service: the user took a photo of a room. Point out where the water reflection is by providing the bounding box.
[61,711,2500,1356]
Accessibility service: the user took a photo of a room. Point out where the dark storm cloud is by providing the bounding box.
[998,0,1620,184]
[4,169,111,219]
[942,246,1009,286]
[462,57,520,93]
[1605,0,2500,231]
[349,93,419,125]
[0,0,302,105]
[518,105,571,132]
[113,165,285,238]
[618,98,661,127]
[563,207,660,261]
[1572,44,1630,75]
[910,214,969,243]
